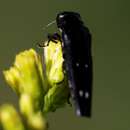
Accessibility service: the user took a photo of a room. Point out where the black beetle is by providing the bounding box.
[41,11,93,117]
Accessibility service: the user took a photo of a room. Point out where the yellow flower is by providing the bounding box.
[44,40,64,84]
[0,105,25,130]
[42,40,70,113]
[3,49,46,111]
[3,39,69,115]
[27,113,48,130]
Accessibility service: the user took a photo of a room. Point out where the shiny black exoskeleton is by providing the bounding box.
[56,11,93,117]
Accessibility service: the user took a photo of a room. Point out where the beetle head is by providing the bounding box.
[56,11,83,32]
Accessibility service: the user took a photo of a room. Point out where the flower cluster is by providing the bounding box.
[0,40,69,130]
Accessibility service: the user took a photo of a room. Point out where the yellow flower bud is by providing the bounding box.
[0,105,25,130]
[28,113,48,130]
[44,41,64,84]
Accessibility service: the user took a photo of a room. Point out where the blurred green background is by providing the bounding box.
[0,0,130,130]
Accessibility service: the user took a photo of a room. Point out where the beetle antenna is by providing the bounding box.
[42,20,56,30]
[37,20,56,48]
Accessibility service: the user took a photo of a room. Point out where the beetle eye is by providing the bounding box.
[59,14,64,19]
